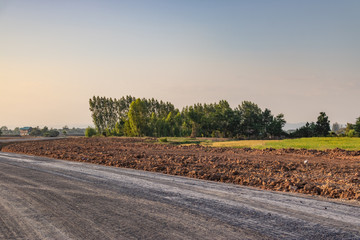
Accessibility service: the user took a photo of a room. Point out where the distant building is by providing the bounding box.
[20,127,32,136]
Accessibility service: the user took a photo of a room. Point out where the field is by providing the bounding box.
[2,137,360,201]
[210,137,360,150]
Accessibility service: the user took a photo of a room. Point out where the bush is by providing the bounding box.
[43,130,59,137]
[85,127,97,137]
[159,137,168,142]
[347,129,356,138]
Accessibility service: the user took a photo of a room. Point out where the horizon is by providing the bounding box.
[1,1,359,128]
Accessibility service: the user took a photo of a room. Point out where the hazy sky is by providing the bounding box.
[1,0,359,129]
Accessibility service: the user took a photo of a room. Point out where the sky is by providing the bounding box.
[1,0,359,129]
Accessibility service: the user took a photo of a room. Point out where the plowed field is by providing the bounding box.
[2,137,360,200]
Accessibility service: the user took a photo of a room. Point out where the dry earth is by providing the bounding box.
[2,137,360,200]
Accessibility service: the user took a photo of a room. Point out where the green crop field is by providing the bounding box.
[210,137,360,150]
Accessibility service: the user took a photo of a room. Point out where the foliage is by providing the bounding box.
[128,99,149,136]
[0,126,20,135]
[44,129,60,137]
[290,112,331,138]
[29,127,42,136]
[88,96,286,138]
[347,129,356,137]
[85,127,97,137]
[315,112,330,136]
[354,117,360,135]
[238,101,263,137]
[29,126,59,137]
[345,123,354,135]
[61,127,85,136]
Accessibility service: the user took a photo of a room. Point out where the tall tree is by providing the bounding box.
[315,112,330,137]
[354,117,360,135]
[267,113,286,137]
[128,99,149,136]
[186,104,204,138]
[238,101,263,137]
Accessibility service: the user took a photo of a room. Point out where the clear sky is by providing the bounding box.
[1,0,359,129]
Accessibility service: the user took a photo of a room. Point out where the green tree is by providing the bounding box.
[214,100,235,138]
[354,117,360,136]
[30,127,42,136]
[290,122,316,138]
[347,129,356,137]
[238,101,263,138]
[85,127,97,137]
[128,99,149,136]
[345,123,354,134]
[41,126,49,136]
[47,129,59,137]
[267,113,286,137]
[0,126,8,135]
[13,127,20,135]
[186,104,204,138]
[315,112,330,137]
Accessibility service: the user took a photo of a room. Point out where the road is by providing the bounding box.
[0,152,359,240]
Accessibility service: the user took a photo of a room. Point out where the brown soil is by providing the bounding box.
[3,137,360,200]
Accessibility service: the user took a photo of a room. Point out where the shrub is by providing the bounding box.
[347,129,356,138]
[44,130,59,137]
[85,127,97,137]
[159,137,168,142]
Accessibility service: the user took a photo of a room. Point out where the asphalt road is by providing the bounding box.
[0,152,359,240]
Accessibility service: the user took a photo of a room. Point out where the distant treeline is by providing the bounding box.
[0,126,86,137]
[88,95,286,138]
[28,126,60,137]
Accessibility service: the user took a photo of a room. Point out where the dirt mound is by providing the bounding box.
[3,137,360,200]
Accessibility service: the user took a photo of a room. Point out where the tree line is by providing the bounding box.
[289,115,360,138]
[0,126,86,137]
[88,96,286,138]
[28,126,60,137]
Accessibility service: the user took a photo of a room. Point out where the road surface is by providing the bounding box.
[0,152,359,239]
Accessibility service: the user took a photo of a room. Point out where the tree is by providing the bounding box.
[0,129,2,136]
[315,112,330,137]
[46,129,59,137]
[354,117,360,135]
[186,104,204,138]
[238,101,263,138]
[267,113,286,137]
[41,126,49,136]
[128,99,149,136]
[30,127,42,136]
[88,95,286,138]
[290,122,316,138]
[214,100,235,138]
[85,127,97,137]
[0,126,8,135]
[13,127,20,135]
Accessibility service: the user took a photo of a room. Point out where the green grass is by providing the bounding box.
[211,137,360,151]
[157,137,214,145]
[156,136,360,150]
